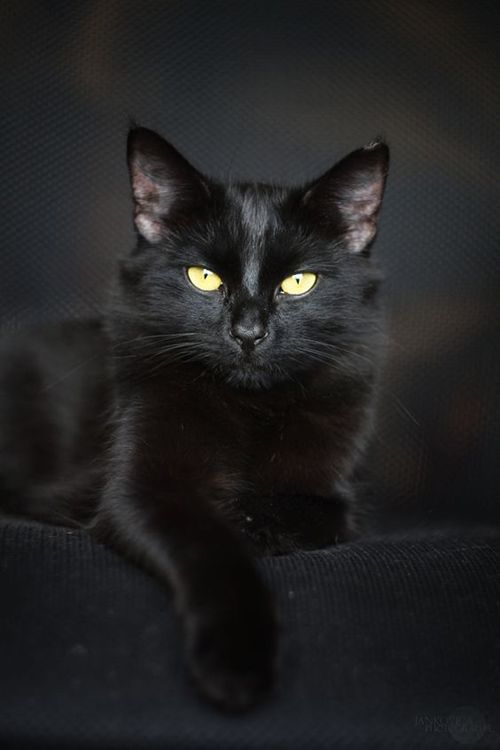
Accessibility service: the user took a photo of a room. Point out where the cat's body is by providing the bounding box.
[0,128,389,709]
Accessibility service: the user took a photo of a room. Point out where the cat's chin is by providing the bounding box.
[223,364,288,391]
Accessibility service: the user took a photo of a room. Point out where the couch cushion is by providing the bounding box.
[0,520,499,748]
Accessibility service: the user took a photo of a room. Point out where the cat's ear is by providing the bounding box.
[127,127,210,242]
[301,140,389,253]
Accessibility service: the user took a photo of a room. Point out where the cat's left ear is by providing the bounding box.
[301,140,389,253]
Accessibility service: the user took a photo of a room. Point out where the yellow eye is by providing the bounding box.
[187,266,223,292]
[280,272,317,296]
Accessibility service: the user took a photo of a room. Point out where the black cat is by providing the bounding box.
[0,127,389,710]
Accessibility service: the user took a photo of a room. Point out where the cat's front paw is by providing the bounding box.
[186,605,277,711]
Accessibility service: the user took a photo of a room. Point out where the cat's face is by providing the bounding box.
[119,128,389,389]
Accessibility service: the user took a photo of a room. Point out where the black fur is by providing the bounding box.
[0,127,389,710]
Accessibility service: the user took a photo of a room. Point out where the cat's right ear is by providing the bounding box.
[127,127,210,242]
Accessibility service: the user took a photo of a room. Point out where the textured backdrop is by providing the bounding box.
[1,0,499,528]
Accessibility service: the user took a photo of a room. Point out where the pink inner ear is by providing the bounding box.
[132,168,159,204]
[342,179,383,218]
[338,179,384,252]
[131,165,170,242]
[135,211,163,242]
[344,219,377,253]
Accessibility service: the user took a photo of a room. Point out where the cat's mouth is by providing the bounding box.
[224,354,285,389]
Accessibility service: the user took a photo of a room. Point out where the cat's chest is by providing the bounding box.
[149,375,365,497]
[239,398,357,496]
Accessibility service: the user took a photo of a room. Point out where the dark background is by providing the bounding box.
[1,0,499,531]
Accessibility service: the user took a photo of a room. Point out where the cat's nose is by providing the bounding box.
[230,321,269,349]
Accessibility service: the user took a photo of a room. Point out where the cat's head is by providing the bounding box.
[117,127,389,389]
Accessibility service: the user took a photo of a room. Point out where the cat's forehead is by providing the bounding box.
[225,184,285,245]
[218,184,289,291]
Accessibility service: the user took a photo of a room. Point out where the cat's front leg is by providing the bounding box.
[94,406,277,711]
[181,522,277,711]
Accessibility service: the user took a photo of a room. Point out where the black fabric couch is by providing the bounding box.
[1,1,500,747]
[1,521,499,748]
